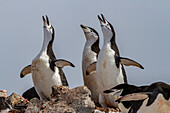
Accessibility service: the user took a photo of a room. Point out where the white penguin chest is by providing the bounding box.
[82,47,97,73]
[97,45,124,90]
[82,46,99,89]
[31,53,62,99]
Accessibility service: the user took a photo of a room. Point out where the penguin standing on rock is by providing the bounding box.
[20,16,75,100]
[80,24,100,104]
[87,14,144,108]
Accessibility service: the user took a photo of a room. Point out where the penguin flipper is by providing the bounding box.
[55,59,75,68]
[20,65,31,78]
[86,62,97,75]
[119,57,144,69]
[118,92,150,102]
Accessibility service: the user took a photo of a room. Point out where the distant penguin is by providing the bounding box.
[80,24,100,104]
[20,16,75,100]
[87,14,144,108]
[106,82,170,113]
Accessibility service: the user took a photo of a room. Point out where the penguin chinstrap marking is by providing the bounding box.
[80,24,100,104]
[93,14,144,108]
[20,16,75,100]
[104,82,170,113]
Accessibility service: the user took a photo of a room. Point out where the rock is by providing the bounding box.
[25,98,42,112]
[6,93,28,107]
[0,90,11,112]
[51,85,95,113]
[1,86,110,112]
[0,98,10,112]
[0,92,30,113]
[5,92,28,113]
[0,90,8,98]
[25,85,96,113]
[22,87,40,101]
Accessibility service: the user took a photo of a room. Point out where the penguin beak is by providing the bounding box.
[42,15,50,27]
[98,14,107,25]
[80,24,87,30]
[104,89,122,96]
[98,15,104,25]
[80,24,89,33]
[101,14,107,23]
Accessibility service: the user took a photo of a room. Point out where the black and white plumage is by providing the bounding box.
[80,24,100,103]
[104,82,170,113]
[87,14,144,108]
[104,83,148,112]
[20,16,75,100]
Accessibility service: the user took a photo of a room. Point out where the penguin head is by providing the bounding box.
[104,88,123,96]
[104,86,123,100]
[103,84,134,97]
[80,24,99,41]
[42,15,54,41]
[98,14,115,39]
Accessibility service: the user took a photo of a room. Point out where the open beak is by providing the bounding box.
[80,24,87,29]
[98,14,107,25]
[42,15,50,27]
[80,24,89,33]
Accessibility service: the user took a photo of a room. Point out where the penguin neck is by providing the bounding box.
[85,37,98,48]
[103,33,120,56]
[39,30,53,55]
[103,33,113,47]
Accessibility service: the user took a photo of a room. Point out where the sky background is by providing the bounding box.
[0,1,170,96]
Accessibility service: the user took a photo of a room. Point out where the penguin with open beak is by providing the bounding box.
[80,24,100,104]
[20,16,75,100]
[86,14,144,108]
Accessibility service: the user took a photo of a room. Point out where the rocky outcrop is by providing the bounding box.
[0,86,96,113]
[0,90,10,113]
[25,85,96,113]
[0,86,120,113]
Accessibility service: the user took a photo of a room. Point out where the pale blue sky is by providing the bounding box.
[0,1,170,95]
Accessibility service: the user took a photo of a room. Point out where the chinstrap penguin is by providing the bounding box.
[86,14,144,108]
[20,16,75,100]
[104,82,170,113]
[80,24,100,104]
[104,83,148,112]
